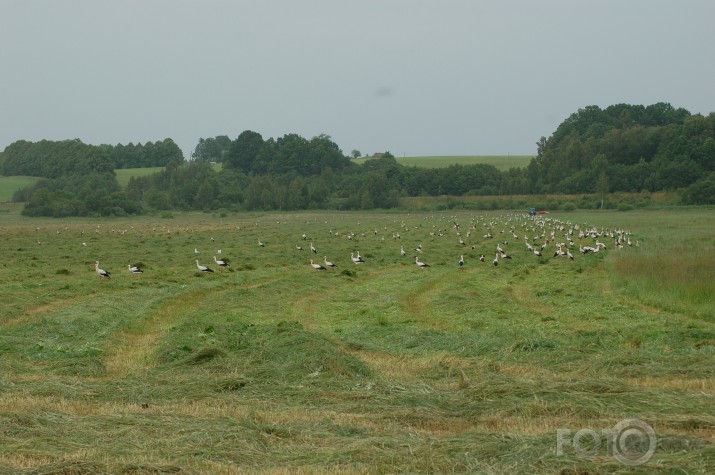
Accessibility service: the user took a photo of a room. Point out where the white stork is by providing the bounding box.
[213,255,229,271]
[400,245,407,256]
[95,261,111,280]
[310,259,327,271]
[459,255,465,267]
[310,243,317,254]
[323,256,337,268]
[351,252,365,264]
[492,253,499,267]
[196,260,214,274]
[415,256,430,269]
[127,264,143,275]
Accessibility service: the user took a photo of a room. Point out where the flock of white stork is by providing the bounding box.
[301,214,635,272]
[91,213,636,280]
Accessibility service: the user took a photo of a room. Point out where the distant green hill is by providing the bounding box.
[0,176,41,202]
[354,155,533,171]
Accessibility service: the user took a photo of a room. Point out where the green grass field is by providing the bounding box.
[114,167,164,187]
[0,207,713,473]
[354,155,534,170]
[115,164,222,187]
[0,176,40,202]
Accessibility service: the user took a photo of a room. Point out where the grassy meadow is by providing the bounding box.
[0,176,40,202]
[115,164,223,187]
[0,206,713,473]
[354,155,533,170]
[114,167,164,187]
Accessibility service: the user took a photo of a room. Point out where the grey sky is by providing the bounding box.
[2,1,714,159]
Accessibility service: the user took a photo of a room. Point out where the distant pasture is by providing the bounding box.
[353,155,533,170]
[0,176,40,202]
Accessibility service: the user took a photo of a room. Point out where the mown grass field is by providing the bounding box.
[0,206,713,473]
[354,155,533,170]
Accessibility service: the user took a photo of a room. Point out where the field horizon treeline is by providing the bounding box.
[1,102,714,217]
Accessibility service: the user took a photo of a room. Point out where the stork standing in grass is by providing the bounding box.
[95,261,111,280]
[351,252,365,264]
[310,259,326,270]
[213,255,229,271]
[127,264,143,275]
[415,256,430,269]
[459,255,465,268]
[323,256,337,268]
[196,260,214,274]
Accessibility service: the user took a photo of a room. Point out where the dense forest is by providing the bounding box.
[1,102,713,216]
[528,103,714,195]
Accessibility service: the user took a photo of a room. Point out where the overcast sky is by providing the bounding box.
[2,1,714,159]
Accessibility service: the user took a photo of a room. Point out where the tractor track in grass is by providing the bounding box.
[100,276,282,378]
[4,292,106,327]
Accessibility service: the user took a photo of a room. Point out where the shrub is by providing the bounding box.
[681,175,715,204]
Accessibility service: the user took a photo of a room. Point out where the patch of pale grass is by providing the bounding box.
[0,454,56,470]
[102,279,280,377]
[626,376,715,394]
[0,395,134,416]
[493,362,550,379]
[506,286,552,315]
[245,465,374,475]
[0,454,185,474]
[399,280,459,331]
[348,350,472,382]
[0,393,623,440]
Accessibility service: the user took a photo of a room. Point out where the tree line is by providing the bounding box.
[1,138,183,216]
[2,102,713,217]
[1,138,183,176]
[525,103,715,203]
[124,132,508,212]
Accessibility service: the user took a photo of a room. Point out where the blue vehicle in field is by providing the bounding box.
[529,207,536,216]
